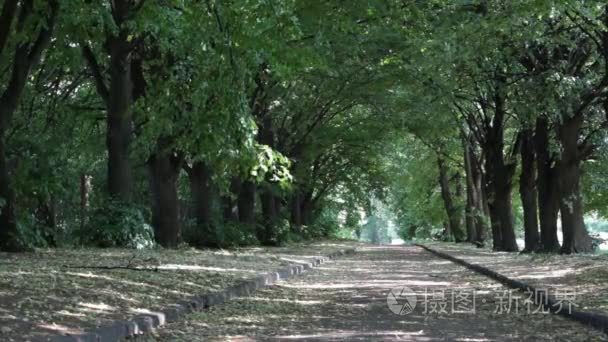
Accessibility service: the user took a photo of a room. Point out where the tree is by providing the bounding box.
[0,0,59,251]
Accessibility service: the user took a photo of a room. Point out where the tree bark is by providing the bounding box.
[481,84,519,252]
[437,156,460,241]
[260,190,278,245]
[301,190,314,225]
[290,191,302,229]
[238,180,256,225]
[0,137,18,251]
[454,172,466,242]
[80,173,91,229]
[483,137,518,252]
[186,161,218,246]
[534,117,561,252]
[148,147,183,248]
[470,147,487,246]
[0,0,19,58]
[520,128,540,252]
[106,32,134,202]
[558,114,593,253]
[463,145,477,243]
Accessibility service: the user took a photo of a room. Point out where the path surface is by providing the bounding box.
[422,241,608,315]
[145,246,606,341]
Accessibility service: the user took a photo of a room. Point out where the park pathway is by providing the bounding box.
[147,246,605,341]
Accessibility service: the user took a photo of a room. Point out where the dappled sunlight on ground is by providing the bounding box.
[144,245,603,341]
[424,242,608,315]
[0,240,361,340]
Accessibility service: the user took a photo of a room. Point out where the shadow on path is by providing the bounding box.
[147,245,606,341]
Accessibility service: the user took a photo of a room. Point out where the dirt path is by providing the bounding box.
[144,245,605,341]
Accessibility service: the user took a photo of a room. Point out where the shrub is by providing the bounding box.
[77,200,154,249]
[216,221,259,248]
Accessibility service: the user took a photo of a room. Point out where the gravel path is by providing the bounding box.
[144,245,606,341]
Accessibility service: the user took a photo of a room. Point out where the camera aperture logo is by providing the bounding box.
[387,287,417,315]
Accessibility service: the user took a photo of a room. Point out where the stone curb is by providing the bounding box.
[416,243,608,334]
[41,247,356,342]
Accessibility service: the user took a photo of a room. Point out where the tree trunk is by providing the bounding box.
[437,156,460,242]
[0,0,58,252]
[186,161,216,246]
[301,190,314,225]
[454,172,466,242]
[463,140,477,243]
[238,180,256,225]
[260,190,278,245]
[0,137,19,251]
[80,173,91,230]
[558,114,593,254]
[484,140,518,252]
[261,191,277,223]
[471,148,487,246]
[520,128,540,252]
[290,191,302,229]
[534,117,561,252]
[106,34,134,202]
[148,148,182,248]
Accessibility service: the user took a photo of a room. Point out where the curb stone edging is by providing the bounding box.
[40,247,356,342]
[416,243,608,334]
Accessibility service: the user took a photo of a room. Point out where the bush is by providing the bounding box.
[77,200,154,249]
[216,221,260,248]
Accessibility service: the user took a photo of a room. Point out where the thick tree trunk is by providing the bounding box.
[290,191,302,229]
[0,137,19,251]
[558,114,593,254]
[186,161,216,246]
[481,85,518,252]
[260,190,278,245]
[484,140,518,252]
[238,180,256,225]
[534,117,561,252]
[106,34,134,202]
[0,0,19,58]
[301,190,314,225]
[261,191,277,223]
[485,167,503,251]
[437,156,460,241]
[148,148,182,248]
[520,128,540,252]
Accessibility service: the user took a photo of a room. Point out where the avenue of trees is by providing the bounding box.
[0,0,607,255]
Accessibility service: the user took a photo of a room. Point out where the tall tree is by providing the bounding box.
[0,0,59,251]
